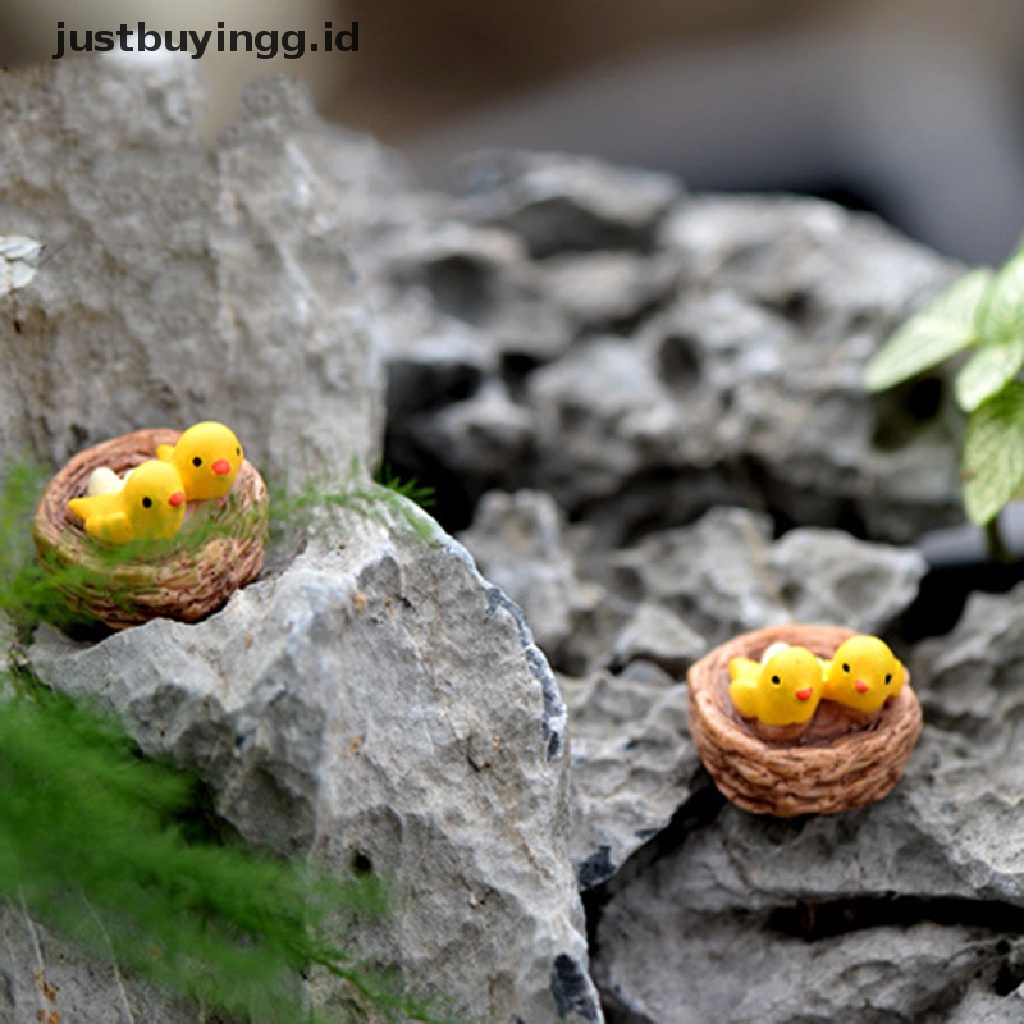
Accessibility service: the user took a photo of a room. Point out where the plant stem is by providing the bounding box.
[985,513,1014,564]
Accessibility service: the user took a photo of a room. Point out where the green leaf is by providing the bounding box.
[864,269,992,391]
[962,381,1024,524]
[978,254,1024,345]
[955,334,1024,412]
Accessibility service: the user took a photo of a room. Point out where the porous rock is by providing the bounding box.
[595,900,1024,1024]
[452,150,681,258]
[370,165,967,544]
[462,501,928,895]
[459,490,601,663]
[608,602,706,677]
[0,59,383,484]
[605,507,927,649]
[588,724,1024,1020]
[562,662,701,891]
[586,584,1024,1022]
[30,501,600,1024]
[381,220,574,361]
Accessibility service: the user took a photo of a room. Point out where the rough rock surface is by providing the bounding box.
[363,151,966,543]
[596,903,1024,1024]
[0,905,193,1024]
[6,54,1016,1024]
[452,150,682,258]
[561,663,701,891]
[462,502,926,676]
[585,582,1024,1023]
[461,500,929,893]
[0,59,383,485]
[30,501,599,1024]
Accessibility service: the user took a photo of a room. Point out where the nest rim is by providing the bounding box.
[32,428,269,630]
[688,623,923,817]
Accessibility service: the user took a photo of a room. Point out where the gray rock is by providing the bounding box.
[661,195,949,318]
[944,985,1024,1024]
[0,59,382,485]
[528,336,684,505]
[606,508,926,648]
[525,236,962,543]
[0,904,194,1024]
[30,499,600,1024]
[539,252,682,332]
[373,181,967,545]
[421,382,538,479]
[595,900,1023,1024]
[766,527,927,635]
[562,662,701,890]
[609,602,706,677]
[605,509,784,646]
[452,151,681,258]
[459,490,601,663]
[381,220,573,361]
[586,581,1024,1022]
[622,731,968,917]
[912,584,1024,734]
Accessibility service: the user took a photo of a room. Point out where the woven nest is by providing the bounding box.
[33,428,269,630]
[688,624,922,817]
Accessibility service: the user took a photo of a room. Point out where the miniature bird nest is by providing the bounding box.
[688,624,923,817]
[33,428,269,630]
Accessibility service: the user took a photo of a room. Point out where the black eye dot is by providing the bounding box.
[141,496,152,509]
[842,663,851,673]
[193,456,202,467]
[885,673,893,684]
[771,675,781,685]
[236,447,241,456]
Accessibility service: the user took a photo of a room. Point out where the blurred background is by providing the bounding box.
[3,0,1024,263]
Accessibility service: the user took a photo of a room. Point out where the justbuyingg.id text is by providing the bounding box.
[52,21,359,60]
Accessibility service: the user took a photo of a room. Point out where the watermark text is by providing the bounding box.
[52,21,359,61]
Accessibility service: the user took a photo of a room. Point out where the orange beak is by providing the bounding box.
[212,458,231,476]
[168,492,185,508]
[795,687,814,701]
[854,679,870,694]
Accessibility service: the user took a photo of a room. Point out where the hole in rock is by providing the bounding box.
[768,895,1024,943]
[385,359,482,419]
[351,851,373,876]
[657,332,701,391]
[902,376,944,422]
[994,960,1024,997]
[500,351,544,398]
[421,254,497,324]
[898,559,1024,642]
[869,376,945,454]
[775,288,813,324]
[380,429,479,534]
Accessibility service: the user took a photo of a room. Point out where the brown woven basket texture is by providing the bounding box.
[33,428,268,630]
[688,624,923,817]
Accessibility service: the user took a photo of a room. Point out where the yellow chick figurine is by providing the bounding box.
[68,460,186,544]
[823,635,905,716]
[156,421,244,501]
[728,645,824,728]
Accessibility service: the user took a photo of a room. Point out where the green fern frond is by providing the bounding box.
[0,455,458,1022]
[0,675,389,1021]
